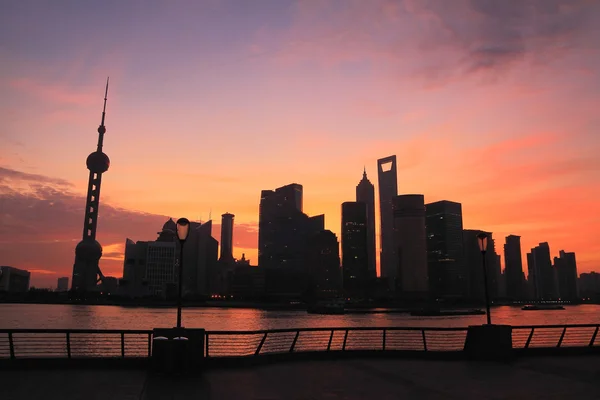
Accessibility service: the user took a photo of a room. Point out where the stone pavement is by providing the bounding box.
[2,355,600,399]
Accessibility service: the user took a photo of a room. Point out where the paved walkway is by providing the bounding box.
[2,356,600,399]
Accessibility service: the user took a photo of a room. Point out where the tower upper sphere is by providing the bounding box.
[86,151,110,173]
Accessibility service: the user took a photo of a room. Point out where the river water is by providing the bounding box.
[1,304,599,330]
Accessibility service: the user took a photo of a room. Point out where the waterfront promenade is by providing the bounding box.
[2,355,599,399]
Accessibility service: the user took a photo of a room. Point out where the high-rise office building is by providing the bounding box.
[356,168,376,280]
[219,213,235,263]
[72,81,111,293]
[555,250,578,301]
[392,195,428,296]
[56,277,69,292]
[258,183,324,297]
[504,235,525,300]
[0,266,30,293]
[306,230,341,298]
[527,242,558,300]
[425,200,467,298]
[463,230,500,301]
[341,202,369,297]
[579,272,600,298]
[121,239,176,298]
[377,156,398,286]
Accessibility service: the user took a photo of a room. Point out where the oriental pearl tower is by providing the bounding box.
[71,79,110,292]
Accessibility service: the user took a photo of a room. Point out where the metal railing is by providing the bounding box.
[204,327,468,358]
[0,324,598,361]
[0,329,153,359]
[512,324,599,349]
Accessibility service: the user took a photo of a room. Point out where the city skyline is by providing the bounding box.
[1,1,600,287]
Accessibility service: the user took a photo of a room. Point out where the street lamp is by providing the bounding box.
[477,232,492,325]
[176,217,190,329]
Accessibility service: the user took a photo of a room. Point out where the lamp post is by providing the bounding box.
[477,232,492,325]
[176,218,190,329]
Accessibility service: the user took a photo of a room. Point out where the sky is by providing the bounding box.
[1,0,599,288]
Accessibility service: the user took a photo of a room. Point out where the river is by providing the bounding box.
[1,304,599,330]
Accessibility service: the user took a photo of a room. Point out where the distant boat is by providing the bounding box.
[522,304,565,311]
[410,309,486,317]
[307,299,345,315]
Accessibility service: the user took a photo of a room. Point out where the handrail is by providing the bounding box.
[1,324,598,362]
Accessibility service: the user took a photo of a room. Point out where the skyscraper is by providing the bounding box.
[555,250,578,301]
[463,230,500,301]
[527,242,558,300]
[258,183,324,297]
[219,213,235,263]
[356,168,376,279]
[377,155,398,286]
[56,277,69,292]
[504,235,525,300]
[392,195,428,296]
[425,200,467,298]
[341,201,369,297]
[306,230,341,298]
[72,80,110,293]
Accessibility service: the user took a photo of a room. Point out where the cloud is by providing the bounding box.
[0,167,259,287]
[259,0,600,86]
[0,166,73,187]
[9,78,98,106]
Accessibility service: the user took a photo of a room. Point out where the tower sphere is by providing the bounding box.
[86,151,110,173]
[75,239,103,260]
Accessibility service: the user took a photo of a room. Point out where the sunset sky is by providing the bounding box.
[1,0,599,288]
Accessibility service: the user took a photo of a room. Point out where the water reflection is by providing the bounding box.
[0,304,599,330]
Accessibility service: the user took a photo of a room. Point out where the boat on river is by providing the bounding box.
[522,304,565,311]
[410,309,486,317]
[307,299,345,315]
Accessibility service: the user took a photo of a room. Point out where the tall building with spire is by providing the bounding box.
[71,79,111,293]
[356,168,376,279]
[377,156,398,287]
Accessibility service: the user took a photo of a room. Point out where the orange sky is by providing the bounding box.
[1,0,599,287]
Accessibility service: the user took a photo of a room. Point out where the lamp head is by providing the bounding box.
[176,218,190,242]
[477,232,488,253]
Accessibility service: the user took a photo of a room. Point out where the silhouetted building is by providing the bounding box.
[56,277,69,292]
[504,235,525,300]
[393,195,428,297]
[356,168,376,280]
[101,276,118,294]
[377,156,398,287]
[463,230,500,301]
[122,239,175,298]
[229,264,265,298]
[182,220,219,297]
[425,200,467,299]
[0,266,30,293]
[527,242,558,300]
[555,250,578,301]
[219,213,235,263]
[341,202,369,298]
[72,81,111,293]
[579,272,600,299]
[259,183,324,297]
[306,230,341,298]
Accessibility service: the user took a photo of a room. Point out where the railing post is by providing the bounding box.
[589,326,599,347]
[557,327,567,348]
[342,329,349,351]
[147,333,152,357]
[255,333,267,356]
[382,329,386,351]
[289,331,300,353]
[327,330,334,351]
[121,332,125,358]
[525,328,535,349]
[421,330,427,351]
[205,332,209,357]
[8,332,15,360]
[66,332,71,359]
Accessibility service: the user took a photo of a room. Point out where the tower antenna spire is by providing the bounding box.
[363,165,367,178]
[97,77,110,151]
[101,77,109,126]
